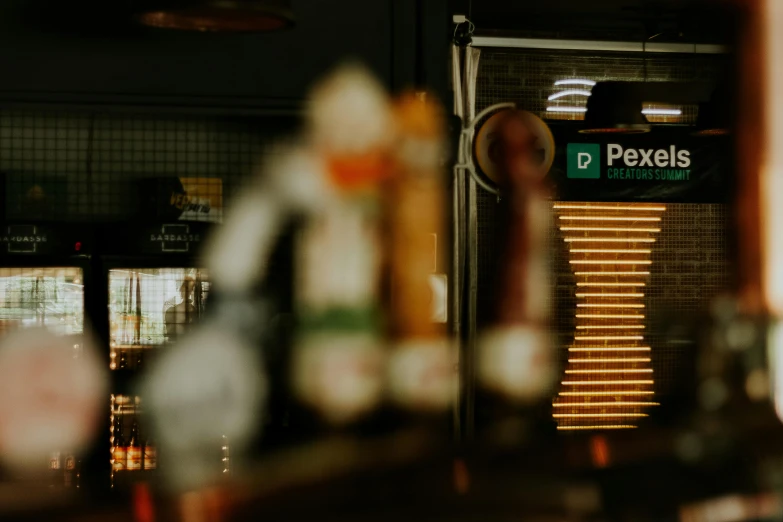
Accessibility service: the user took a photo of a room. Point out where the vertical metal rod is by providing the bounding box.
[466,174,478,440]
[450,44,464,442]
[462,46,481,441]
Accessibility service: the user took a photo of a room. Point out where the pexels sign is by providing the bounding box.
[552,132,728,203]
[607,144,691,168]
[568,143,692,181]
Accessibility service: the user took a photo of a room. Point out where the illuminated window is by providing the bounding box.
[108,268,209,370]
[0,267,83,337]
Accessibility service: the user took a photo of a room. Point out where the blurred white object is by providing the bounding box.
[679,493,782,522]
[205,148,330,295]
[142,324,266,490]
[429,274,448,323]
[387,339,455,411]
[767,322,783,422]
[478,326,555,401]
[308,63,395,155]
[297,200,381,312]
[291,333,384,424]
[0,328,106,473]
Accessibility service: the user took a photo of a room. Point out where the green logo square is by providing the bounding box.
[567,143,600,179]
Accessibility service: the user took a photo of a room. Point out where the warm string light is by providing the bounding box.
[222,435,230,475]
[554,202,665,431]
[568,358,651,363]
[571,249,652,253]
[574,335,644,341]
[559,391,655,396]
[562,380,654,385]
[554,401,659,406]
[576,314,645,319]
[553,413,649,418]
[110,395,116,488]
[565,237,657,243]
[557,425,637,430]
[554,204,665,211]
[560,216,661,222]
[570,260,652,265]
[575,271,650,276]
[560,226,661,232]
[577,283,645,287]
[569,347,651,352]
[575,292,645,297]
[576,325,646,330]
[577,303,645,308]
[565,369,653,374]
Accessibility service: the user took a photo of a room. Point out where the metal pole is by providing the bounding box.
[471,36,728,54]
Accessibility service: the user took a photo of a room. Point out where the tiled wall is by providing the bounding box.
[0,110,295,221]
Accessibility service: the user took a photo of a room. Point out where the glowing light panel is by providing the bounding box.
[548,89,593,100]
[554,202,665,431]
[554,79,597,87]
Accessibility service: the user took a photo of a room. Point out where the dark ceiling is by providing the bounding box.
[452,0,736,44]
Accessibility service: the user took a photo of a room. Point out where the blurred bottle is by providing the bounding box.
[63,452,76,487]
[127,402,142,471]
[112,410,127,472]
[119,350,128,370]
[49,450,62,487]
[143,434,157,471]
[476,110,557,439]
[386,92,454,416]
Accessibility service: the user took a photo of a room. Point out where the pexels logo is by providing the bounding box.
[607,144,691,168]
[567,143,600,179]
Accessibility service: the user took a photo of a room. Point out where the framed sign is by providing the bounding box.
[141,223,209,255]
[548,128,730,203]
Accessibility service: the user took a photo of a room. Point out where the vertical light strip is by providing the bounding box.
[553,202,665,430]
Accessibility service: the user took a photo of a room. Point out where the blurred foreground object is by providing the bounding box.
[292,64,391,423]
[141,325,266,491]
[386,92,454,412]
[206,64,454,424]
[0,328,106,474]
[478,110,556,402]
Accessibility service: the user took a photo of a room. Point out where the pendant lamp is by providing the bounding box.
[580,82,650,134]
[135,0,294,32]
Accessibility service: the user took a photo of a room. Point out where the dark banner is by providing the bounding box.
[140,222,209,255]
[547,129,730,203]
[0,223,88,256]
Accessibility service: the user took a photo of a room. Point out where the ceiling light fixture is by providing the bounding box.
[134,0,294,32]
[546,106,588,113]
[548,89,593,100]
[555,79,597,87]
[642,108,683,116]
